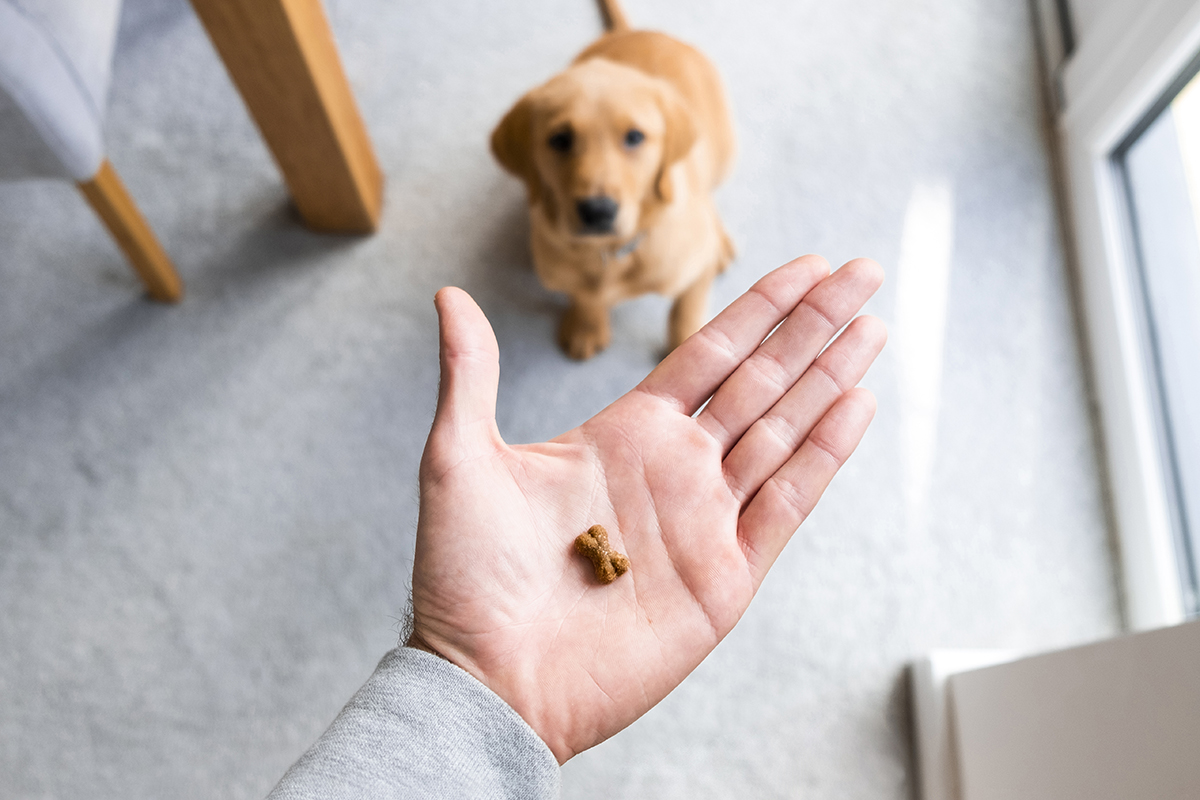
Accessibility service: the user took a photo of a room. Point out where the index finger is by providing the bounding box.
[636,255,831,415]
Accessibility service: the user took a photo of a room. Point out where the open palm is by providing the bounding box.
[411,255,885,763]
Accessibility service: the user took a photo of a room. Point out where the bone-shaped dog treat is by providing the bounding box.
[574,524,629,584]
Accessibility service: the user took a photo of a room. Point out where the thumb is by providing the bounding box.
[429,287,502,456]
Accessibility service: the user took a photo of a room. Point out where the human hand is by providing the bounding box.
[410,255,886,763]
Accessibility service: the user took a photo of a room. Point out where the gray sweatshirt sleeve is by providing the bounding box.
[266,647,561,799]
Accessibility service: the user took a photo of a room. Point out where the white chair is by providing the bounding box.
[0,0,182,301]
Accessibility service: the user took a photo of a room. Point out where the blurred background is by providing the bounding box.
[2,0,1171,797]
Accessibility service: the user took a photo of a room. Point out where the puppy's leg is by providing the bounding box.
[667,216,734,352]
[668,266,717,352]
[716,219,736,275]
[560,294,612,360]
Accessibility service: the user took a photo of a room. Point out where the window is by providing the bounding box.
[1116,61,1200,617]
[1049,0,1200,628]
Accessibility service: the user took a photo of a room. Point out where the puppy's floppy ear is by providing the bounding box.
[491,95,541,205]
[655,84,698,203]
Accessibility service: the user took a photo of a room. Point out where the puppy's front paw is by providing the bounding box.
[559,307,611,360]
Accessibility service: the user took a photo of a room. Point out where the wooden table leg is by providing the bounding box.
[189,0,384,234]
[79,159,184,303]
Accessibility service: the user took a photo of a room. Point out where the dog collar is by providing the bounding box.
[605,232,645,262]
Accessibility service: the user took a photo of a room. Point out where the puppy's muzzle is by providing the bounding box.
[576,196,619,234]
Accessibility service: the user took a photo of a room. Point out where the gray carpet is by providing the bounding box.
[0,0,1120,797]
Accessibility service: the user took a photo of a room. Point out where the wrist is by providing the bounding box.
[404,630,575,763]
[405,629,450,662]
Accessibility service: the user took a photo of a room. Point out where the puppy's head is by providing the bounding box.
[491,58,696,240]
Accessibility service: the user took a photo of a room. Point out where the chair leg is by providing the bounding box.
[189,0,384,234]
[77,159,183,303]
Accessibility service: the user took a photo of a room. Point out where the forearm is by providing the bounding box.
[267,647,560,800]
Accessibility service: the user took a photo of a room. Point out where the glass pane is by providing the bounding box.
[1119,68,1200,617]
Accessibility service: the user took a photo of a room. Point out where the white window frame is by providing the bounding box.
[1054,0,1200,629]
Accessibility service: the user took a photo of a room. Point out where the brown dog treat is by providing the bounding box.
[574,524,630,584]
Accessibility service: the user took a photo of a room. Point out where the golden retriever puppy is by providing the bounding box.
[491,0,736,359]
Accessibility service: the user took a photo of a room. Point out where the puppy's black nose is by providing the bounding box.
[576,196,619,233]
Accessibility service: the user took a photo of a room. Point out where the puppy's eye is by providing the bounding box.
[624,129,645,147]
[548,130,574,153]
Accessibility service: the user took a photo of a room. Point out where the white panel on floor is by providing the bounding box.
[949,620,1200,800]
